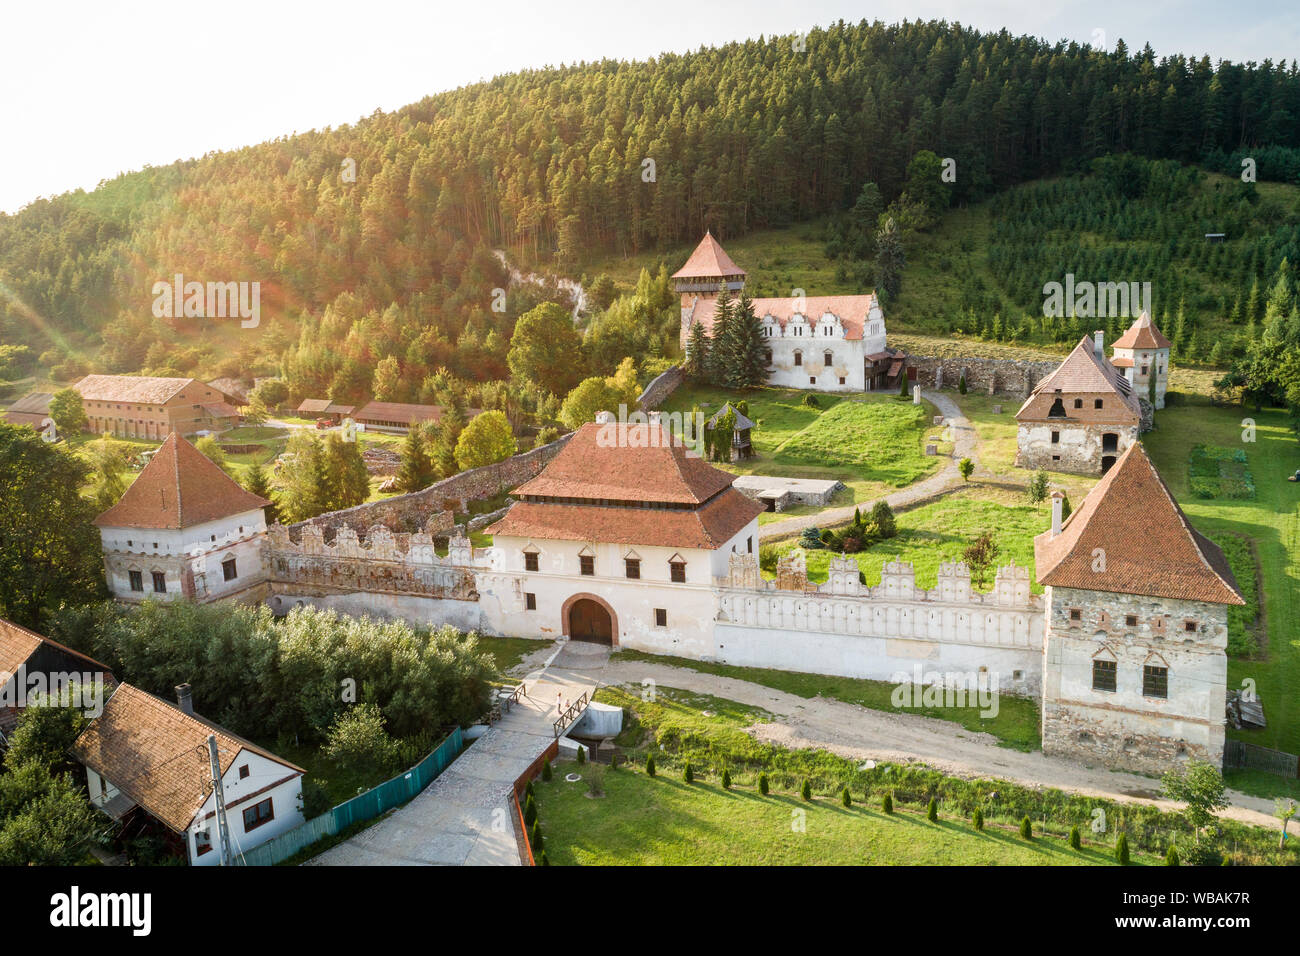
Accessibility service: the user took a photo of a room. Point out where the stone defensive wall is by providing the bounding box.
[637,364,684,410]
[710,553,1046,696]
[908,355,1061,398]
[291,432,574,535]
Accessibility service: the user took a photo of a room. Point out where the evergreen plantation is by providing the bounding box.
[2,19,1300,409]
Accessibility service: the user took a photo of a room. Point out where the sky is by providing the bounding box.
[1,0,1297,214]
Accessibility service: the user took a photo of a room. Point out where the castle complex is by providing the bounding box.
[95,407,1242,774]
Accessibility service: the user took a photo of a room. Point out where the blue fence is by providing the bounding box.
[241,726,464,866]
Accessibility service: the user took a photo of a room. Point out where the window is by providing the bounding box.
[1183,620,1198,634]
[239,765,250,780]
[525,592,536,610]
[1091,659,1117,692]
[764,348,772,364]
[1094,399,1104,409]
[654,608,667,627]
[1073,398,1083,409]
[670,560,686,583]
[1125,614,1138,627]
[579,555,594,576]
[1051,431,1060,444]
[524,552,538,572]
[1069,608,1082,622]
[152,571,166,593]
[747,536,753,553]
[793,350,802,366]
[809,377,816,385]
[625,558,641,579]
[129,570,143,592]
[243,798,275,831]
[824,351,833,367]
[1141,365,1149,376]
[222,557,237,582]
[195,828,213,856]
[1143,665,1168,698]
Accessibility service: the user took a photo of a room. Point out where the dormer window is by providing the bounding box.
[669,556,686,583]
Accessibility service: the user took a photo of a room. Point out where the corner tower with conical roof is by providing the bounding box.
[1110,311,1171,409]
[95,432,272,604]
[1034,443,1243,773]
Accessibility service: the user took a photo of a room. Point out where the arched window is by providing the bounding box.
[824,351,833,367]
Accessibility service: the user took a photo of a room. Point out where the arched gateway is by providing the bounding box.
[563,594,616,645]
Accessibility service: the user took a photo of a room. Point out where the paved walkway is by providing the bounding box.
[758,390,979,541]
[309,642,607,866]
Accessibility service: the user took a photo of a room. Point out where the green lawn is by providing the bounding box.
[660,385,941,512]
[771,487,1049,593]
[534,767,1142,866]
[1143,401,1300,754]
[613,649,1042,750]
[471,635,554,676]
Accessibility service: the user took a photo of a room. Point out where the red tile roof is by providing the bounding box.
[686,293,880,342]
[94,432,270,530]
[671,232,746,280]
[1113,312,1172,350]
[1034,442,1244,605]
[1016,335,1141,424]
[355,401,483,426]
[513,422,735,504]
[0,617,113,680]
[71,684,302,833]
[75,375,197,405]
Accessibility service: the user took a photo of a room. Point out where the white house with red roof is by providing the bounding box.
[1110,311,1171,409]
[479,414,764,657]
[95,432,271,604]
[1035,443,1243,773]
[674,233,905,392]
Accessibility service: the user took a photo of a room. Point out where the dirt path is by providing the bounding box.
[759,390,979,541]
[600,657,1283,832]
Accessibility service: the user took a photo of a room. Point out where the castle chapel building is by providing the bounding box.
[674,233,907,392]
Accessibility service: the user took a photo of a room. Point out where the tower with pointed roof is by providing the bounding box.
[1015,333,1142,475]
[1035,443,1243,773]
[672,232,903,393]
[95,432,272,604]
[1110,311,1171,409]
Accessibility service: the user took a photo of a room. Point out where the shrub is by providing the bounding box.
[537,851,550,866]
[525,780,535,800]
[842,787,852,807]
[800,527,824,550]
[758,544,778,574]
[575,745,585,765]
[802,394,821,409]
[871,501,897,538]
[927,798,938,822]
[1181,841,1223,866]
[645,755,656,777]
[972,808,984,831]
[958,373,968,395]
[959,457,974,481]
[722,769,731,790]
[529,822,543,852]
[882,792,894,814]
[1116,833,1130,865]
[684,762,693,784]
[524,795,537,827]
[1166,844,1180,866]
[801,779,812,801]
[1069,826,1081,850]
[586,765,605,797]
[1019,816,1033,840]
[541,759,552,782]
[322,703,402,775]
[758,773,769,795]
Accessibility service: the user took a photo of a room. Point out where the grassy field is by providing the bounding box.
[770,487,1050,593]
[614,648,1041,750]
[1143,400,1300,755]
[534,766,1142,866]
[660,385,941,515]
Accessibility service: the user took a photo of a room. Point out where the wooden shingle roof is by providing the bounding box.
[1113,312,1172,350]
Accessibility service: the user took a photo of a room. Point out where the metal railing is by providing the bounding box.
[553,691,589,739]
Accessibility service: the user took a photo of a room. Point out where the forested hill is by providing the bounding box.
[2,18,1299,389]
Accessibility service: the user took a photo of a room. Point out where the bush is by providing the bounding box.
[1069,826,1081,850]
[758,544,778,574]
[537,851,550,866]
[575,745,586,765]
[802,394,821,409]
[871,501,897,538]
[842,787,852,808]
[524,795,537,827]
[800,527,824,550]
[300,779,333,820]
[646,755,656,777]
[722,769,731,790]
[684,762,693,784]
[927,798,939,822]
[972,808,984,831]
[958,373,968,395]
[758,773,769,796]
[322,704,402,775]
[1181,840,1223,866]
[1166,844,1180,866]
[959,457,974,481]
[524,780,536,800]
[801,779,812,801]
[541,759,552,782]
[1115,833,1130,865]
[882,792,893,814]
[1019,816,1033,840]
[529,822,543,852]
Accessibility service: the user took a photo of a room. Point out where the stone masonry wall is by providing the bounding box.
[637,365,685,410]
[1041,585,1228,774]
[1015,422,1140,474]
[292,432,574,534]
[909,356,1060,397]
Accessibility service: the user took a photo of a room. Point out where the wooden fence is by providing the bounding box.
[1224,739,1300,778]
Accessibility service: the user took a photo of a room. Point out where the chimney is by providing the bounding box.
[1093,330,1104,357]
[594,410,614,425]
[1050,491,1065,538]
[648,410,662,426]
[175,683,193,715]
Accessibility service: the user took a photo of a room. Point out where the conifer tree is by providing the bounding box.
[241,464,280,525]
[395,428,437,493]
